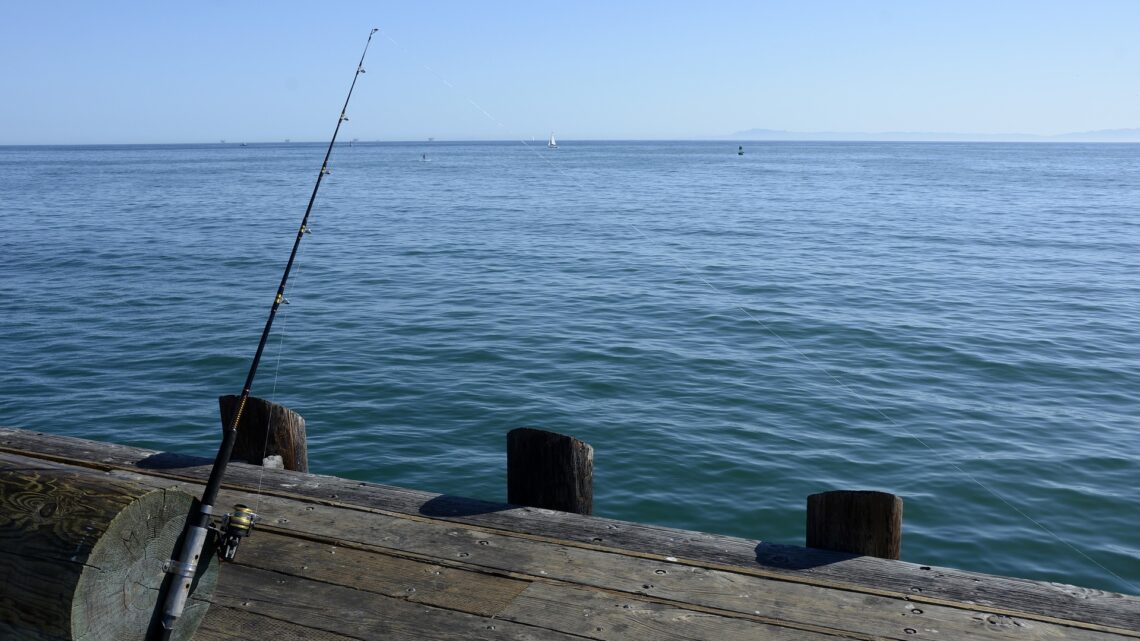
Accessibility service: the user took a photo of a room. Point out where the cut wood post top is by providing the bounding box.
[806,490,903,560]
[0,453,217,641]
[507,427,594,516]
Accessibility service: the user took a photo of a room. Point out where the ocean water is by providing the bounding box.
[2,140,1138,594]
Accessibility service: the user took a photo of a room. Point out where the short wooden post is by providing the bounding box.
[507,427,593,515]
[219,395,308,473]
[0,453,217,641]
[806,490,903,559]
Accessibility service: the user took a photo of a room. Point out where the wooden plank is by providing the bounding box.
[212,564,587,641]
[235,529,857,638]
[197,604,358,641]
[234,530,858,640]
[116,472,1138,641]
[234,530,529,617]
[2,427,1138,634]
[499,582,866,641]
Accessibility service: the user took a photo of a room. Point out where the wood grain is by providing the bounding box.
[2,426,1138,638]
[210,564,588,641]
[232,530,530,616]
[807,490,903,559]
[197,604,358,641]
[219,395,308,472]
[122,475,1137,641]
[507,427,593,515]
[0,452,216,641]
[499,582,864,641]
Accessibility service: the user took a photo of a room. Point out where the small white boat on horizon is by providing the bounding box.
[548,133,557,149]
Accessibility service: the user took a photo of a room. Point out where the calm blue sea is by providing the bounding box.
[2,140,1138,593]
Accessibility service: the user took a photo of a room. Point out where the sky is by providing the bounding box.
[1,1,1138,144]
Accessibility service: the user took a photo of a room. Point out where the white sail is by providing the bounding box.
[548,133,557,148]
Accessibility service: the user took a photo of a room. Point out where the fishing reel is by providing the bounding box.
[214,504,259,562]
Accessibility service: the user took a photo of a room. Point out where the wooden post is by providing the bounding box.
[806,490,903,559]
[507,428,593,515]
[0,453,217,641]
[219,395,308,472]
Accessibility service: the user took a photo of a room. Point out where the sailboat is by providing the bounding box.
[548,132,557,149]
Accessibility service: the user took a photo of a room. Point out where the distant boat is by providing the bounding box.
[548,133,557,149]
[738,145,744,156]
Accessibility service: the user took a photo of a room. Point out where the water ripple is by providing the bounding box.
[2,141,1138,593]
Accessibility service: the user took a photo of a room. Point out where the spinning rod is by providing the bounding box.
[152,28,379,641]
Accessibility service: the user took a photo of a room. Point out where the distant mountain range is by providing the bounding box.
[729,127,1140,142]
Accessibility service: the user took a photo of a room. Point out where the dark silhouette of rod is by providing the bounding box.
[152,28,380,641]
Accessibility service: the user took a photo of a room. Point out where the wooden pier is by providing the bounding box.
[1,425,1137,640]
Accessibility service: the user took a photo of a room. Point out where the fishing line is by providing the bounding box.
[377,29,1135,592]
[254,234,311,515]
[151,28,381,641]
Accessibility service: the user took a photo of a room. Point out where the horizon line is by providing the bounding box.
[5,136,1140,147]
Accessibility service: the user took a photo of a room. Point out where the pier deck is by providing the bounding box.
[1,426,1137,640]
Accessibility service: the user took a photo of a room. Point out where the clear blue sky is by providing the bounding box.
[2,1,1138,144]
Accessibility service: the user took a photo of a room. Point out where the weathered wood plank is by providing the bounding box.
[499,582,866,641]
[197,604,358,641]
[212,564,587,641]
[2,427,1138,635]
[116,472,1138,641]
[232,530,860,640]
[234,530,530,617]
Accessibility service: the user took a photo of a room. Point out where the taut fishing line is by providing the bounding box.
[377,29,1135,592]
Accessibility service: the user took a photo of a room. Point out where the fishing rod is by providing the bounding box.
[152,28,379,641]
